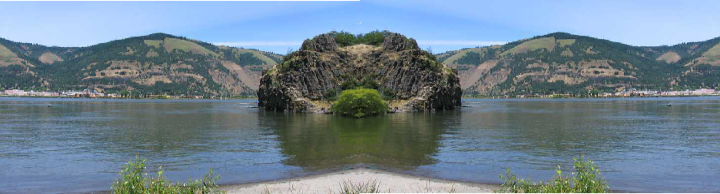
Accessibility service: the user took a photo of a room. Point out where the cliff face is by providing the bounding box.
[257,33,462,112]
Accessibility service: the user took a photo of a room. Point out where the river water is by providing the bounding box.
[1,97,719,192]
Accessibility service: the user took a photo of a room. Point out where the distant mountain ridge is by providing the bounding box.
[2,32,720,97]
[0,33,282,97]
[439,32,720,95]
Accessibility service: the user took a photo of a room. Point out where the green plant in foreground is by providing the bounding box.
[496,156,609,193]
[112,156,224,194]
[338,179,381,194]
[331,88,388,118]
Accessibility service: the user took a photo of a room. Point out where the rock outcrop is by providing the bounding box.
[258,32,462,112]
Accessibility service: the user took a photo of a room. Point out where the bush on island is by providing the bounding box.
[332,88,388,118]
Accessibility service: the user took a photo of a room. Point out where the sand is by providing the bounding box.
[222,168,499,194]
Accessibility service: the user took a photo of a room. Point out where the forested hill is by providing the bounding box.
[440,32,720,96]
[3,32,719,97]
[0,33,282,97]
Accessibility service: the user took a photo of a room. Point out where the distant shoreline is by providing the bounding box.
[2,94,719,101]
[462,94,720,99]
[0,95,258,100]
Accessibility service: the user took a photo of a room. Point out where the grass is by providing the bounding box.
[496,156,609,193]
[338,180,381,194]
[702,43,720,58]
[443,67,454,75]
[146,50,160,58]
[143,40,162,48]
[561,49,575,57]
[331,88,388,118]
[258,180,382,194]
[442,48,483,64]
[39,52,63,64]
[656,51,681,63]
[0,44,18,59]
[502,37,556,55]
[237,49,278,65]
[163,38,219,57]
[558,39,576,47]
[111,156,224,194]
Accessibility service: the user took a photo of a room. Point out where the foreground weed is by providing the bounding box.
[338,179,380,194]
[496,155,609,193]
[111,156,224,194]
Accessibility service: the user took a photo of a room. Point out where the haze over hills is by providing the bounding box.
[1,32,719,97]
[0,33,282,97]
[440,32,720,95]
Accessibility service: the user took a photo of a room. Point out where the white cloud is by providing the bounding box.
[417,40,506,46]
[213,41,304,47]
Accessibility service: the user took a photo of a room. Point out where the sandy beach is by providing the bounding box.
[222,168,499,194]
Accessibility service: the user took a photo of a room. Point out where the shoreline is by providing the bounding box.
[462,94,720,99]
[2,94,719,101]
[0,96,258,100]
[221,168,500,193]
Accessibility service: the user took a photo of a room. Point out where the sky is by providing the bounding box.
[1,0,719,54]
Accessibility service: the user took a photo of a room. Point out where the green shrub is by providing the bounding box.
[379,87,396,101]
[340,78,359,90]
[328,30,391,47]
[339,74,380,91]
[551,94,565,99]
[332,88,388,118]
[360,76,379,89]
[496,156,609,193]
[324,88,341,101]
[112,156,224,194]
[332,31,358,47]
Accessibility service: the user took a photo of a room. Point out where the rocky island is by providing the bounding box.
[257,31,462,112]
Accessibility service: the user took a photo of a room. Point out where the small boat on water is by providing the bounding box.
[667,103,672,106]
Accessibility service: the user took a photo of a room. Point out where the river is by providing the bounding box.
[1,97,718,192]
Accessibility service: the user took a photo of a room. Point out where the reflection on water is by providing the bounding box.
[1,97,719,192]
[429,98,720,192]
[0,99,289,193]
[273,112,449,169]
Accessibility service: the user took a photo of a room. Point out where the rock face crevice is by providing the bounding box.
[258,32,461,112]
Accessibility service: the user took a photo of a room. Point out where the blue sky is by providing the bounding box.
[1,0,719,54]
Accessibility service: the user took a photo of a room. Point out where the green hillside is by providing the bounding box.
[3,32,719,97]
[0,33,282,97]
[442,32,720,95]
